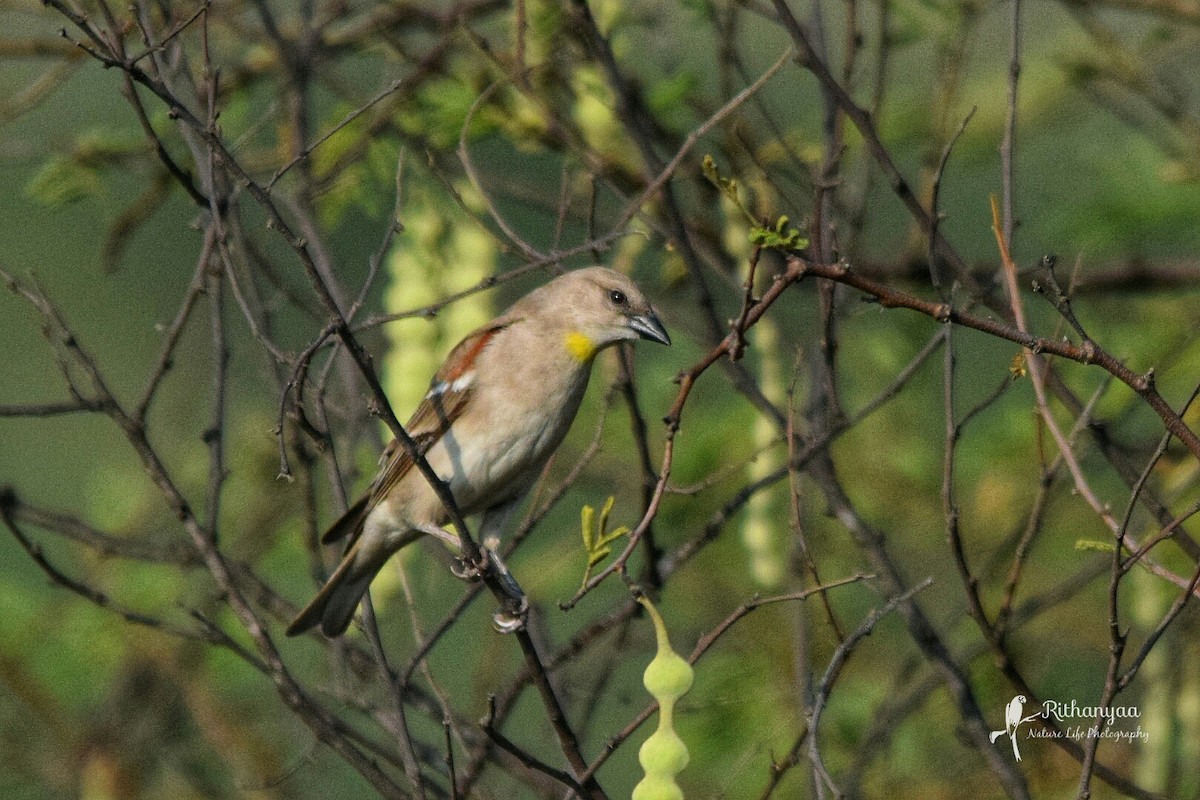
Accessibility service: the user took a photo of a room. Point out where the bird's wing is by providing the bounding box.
[321,320,512,544]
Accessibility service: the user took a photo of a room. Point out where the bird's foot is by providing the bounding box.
[451,549,489,581]
[492,595,529,634]
[486,547,528,633]
[449,546,528,631]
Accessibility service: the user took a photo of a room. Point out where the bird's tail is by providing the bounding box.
[321,494,370,544]
[287,525,427,638]
[286,539,387,638]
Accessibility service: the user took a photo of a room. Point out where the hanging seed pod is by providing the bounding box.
[632,596,693,800]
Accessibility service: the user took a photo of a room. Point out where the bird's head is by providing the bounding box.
[532,267,671,362]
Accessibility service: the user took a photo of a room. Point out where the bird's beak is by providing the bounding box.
[628,311,671,346]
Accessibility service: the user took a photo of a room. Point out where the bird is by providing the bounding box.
[990,694,1027,761]
[287,266,671,637]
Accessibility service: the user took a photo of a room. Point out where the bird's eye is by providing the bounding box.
[608,289,628,306]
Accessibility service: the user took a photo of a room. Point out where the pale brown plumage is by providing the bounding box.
[287,267,670,637]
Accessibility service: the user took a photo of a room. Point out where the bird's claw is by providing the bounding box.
[451,547,528,631]
[492,595,529,634]
[451,549,490,581]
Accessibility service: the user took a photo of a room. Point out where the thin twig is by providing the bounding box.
[808,578,934,798]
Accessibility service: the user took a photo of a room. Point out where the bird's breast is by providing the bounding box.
[424,365,592,517]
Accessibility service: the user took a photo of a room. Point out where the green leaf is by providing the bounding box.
[578,496,631,589]
[581,502,597,552]
[587,546,612,569]
[702,155,742,208]
[749,214,807,250]
[25,155,100,206]
[705,156,808,251]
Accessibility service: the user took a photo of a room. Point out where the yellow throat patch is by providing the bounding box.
[565,331,597,362]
